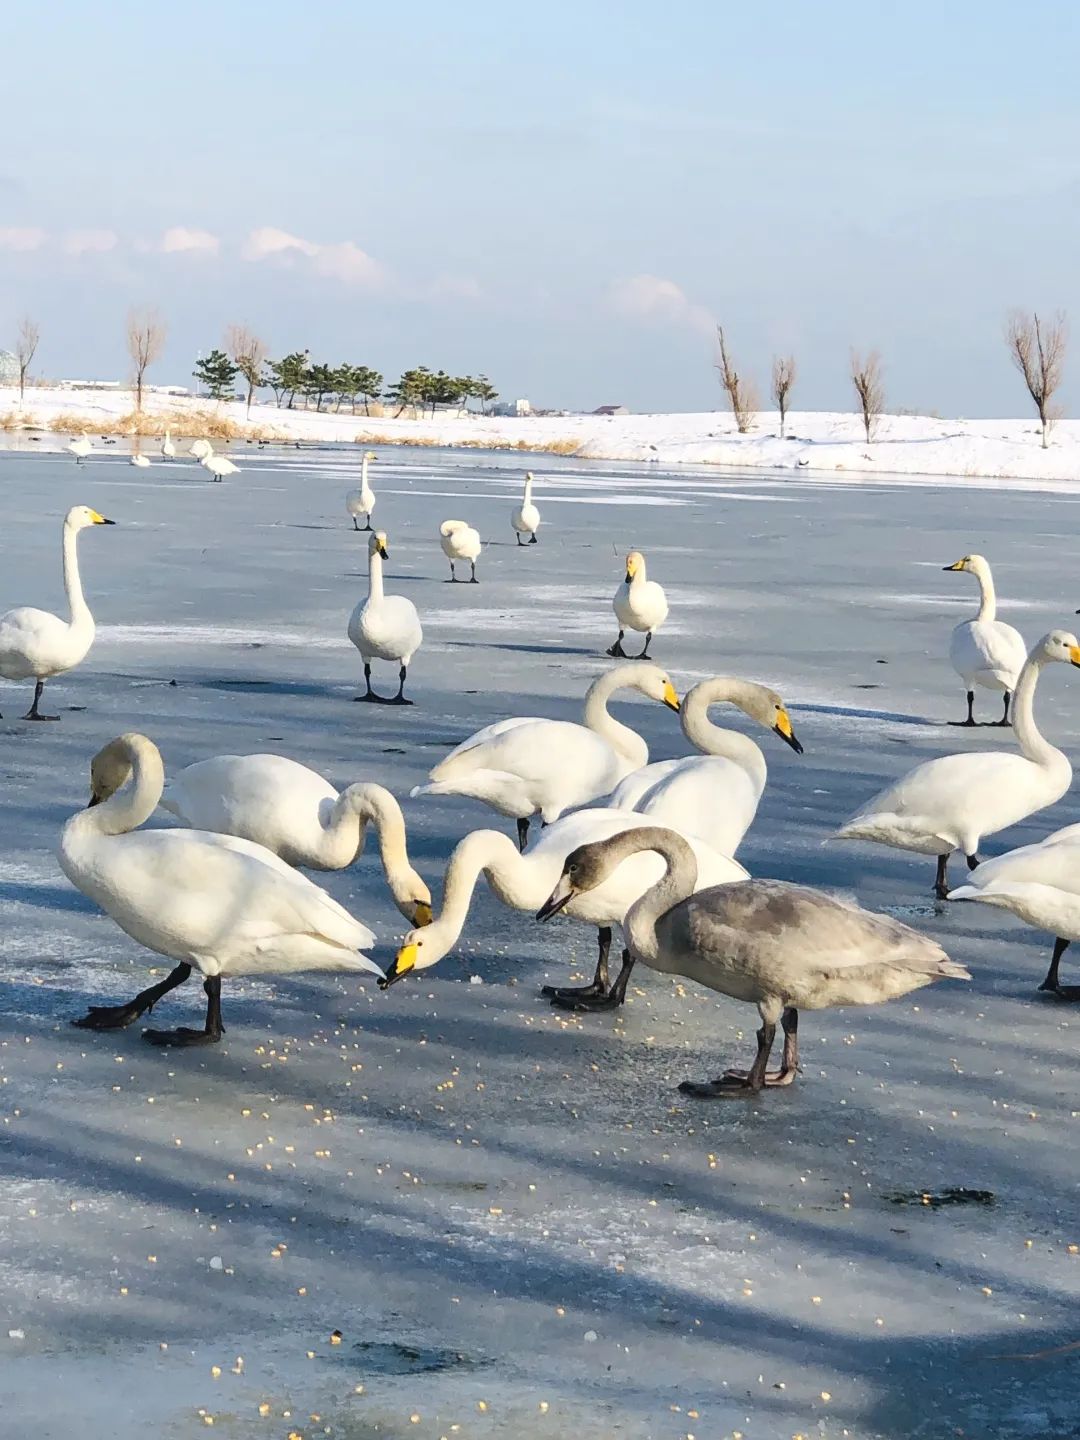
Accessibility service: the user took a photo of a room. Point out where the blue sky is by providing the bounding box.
[2,0,1079,415]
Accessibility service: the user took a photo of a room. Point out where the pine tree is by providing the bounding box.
[473,375,498,414]
[265,351,310,408]
[193,348,239,401]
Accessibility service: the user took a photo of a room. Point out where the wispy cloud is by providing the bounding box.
[242,226,386,289]
[0,227,47,252]
[609,273,714,335]
[63,228,119,256]
[160,226,220,255]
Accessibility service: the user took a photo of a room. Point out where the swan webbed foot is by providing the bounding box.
[541,979,607,1002]
[73,1001,147,1031]
[548,987,625,1012]
[386,695,414,706]
[1040,984,1080,1002]
[23,711,60,722]
[678,1074,769,1098]
[948,718,978,727]
[23,679,57,721]
[635,632,653,660]
[529,534,537,543]
[142,1026,222,1047]
[354,692,394,704]
[606,636,628,658]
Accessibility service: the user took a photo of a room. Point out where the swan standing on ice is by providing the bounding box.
[608,550,668,659]
[159,754,432,925]
[130,451,151,468]
[611,677,803,855]
[348,530,423,705]
[380,810,746,1009]
[944,554,1027,726]
[834,630,1080,897]
[67,436,92,464]
[64,735,383,1047]
[512,472,540,544]
[346,451,377,530]
[0,505,115,720]
[536,826,968,1096]
[161,429,176,460]
[201,447,239,481]
[411,662,681,850]
[189,438,212,461]
[439,520,482,583]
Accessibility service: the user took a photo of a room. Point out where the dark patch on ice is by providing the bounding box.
[349,1340,484,1375]
[882,903,942,919]
[886,1187,996,1209]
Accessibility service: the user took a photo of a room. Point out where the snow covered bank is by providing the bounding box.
[2,384,1079,483]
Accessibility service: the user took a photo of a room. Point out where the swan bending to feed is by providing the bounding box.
[439,520,482,583]
[160,754,431,924]
[189,438,212,460]
[0,505,115,720]
[949,821,1080,999]
[608,550,668,659]
[348,530,423,704]
[380,810,747,1009]
[67,436,92,464]
[512,472,540,544]
[161,429,176,460]
[536,826,968,1096]
[64,734,382,1047]
[346,451,377,530]
[944,554,1027,726]
[201,449,239,480]
[611,676,803,854]
[130,451,150,468]
[834,631,1080,897]
[411,662,681,849]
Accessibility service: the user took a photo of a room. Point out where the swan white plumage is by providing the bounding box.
[380,809,747,1008]
[201,448,239,481]
[67,436,92,464]
[159,753,431,925]
[63,734,382,1047]
[346,451,377,530]
[610,677,804,854]
[348,530,423,704]
[512,472,540,545]
[834,630,1080,896]
[411,662,681,849]
[130,451,151,468]
[0,504,115,721]
[608,550,668,660]
[189,438,212,460]
[532,826,967,1095]
[161,429,176,460]
[439,520,482,583]
[944,553,1027,726]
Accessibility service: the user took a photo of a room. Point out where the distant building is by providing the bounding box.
[492,398,532,417]
[592,404,629,416]
[0,350,18,385]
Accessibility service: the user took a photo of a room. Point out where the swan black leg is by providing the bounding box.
[516,533,524,546]
[516,817,530,852]
[635,632,653,659]
[529,534,537,543]
[1038,937,1080,1000]
[354,662,386,703]
[542,926,612,1001]
[72,962,193,1031]
[23,678,59,722]
[679,1019,779,1098]
[388,664,413,706]
[606,630,628,658]
[352,517,360,531]
[364,518,373,531]
[934,853,950,900]
[469,561,478,583]
[144,975,224,1047]
[950,690,977,727]
[966,853,980,870]
[548,947,634,1012]
[448,561,459,582]
[717,1008,800,1087]
[993,692,1011,727]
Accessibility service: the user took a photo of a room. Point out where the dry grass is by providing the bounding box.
[36,406,293,443]
[353,430,581,457]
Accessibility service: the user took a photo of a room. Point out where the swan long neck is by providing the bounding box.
[971,559,997,622]
[361,454,372,491]
[582,670,649,768]
[523,474,533,503]
[1010,653,1063,768]
[607,826,698,965]
[368,547,385,603]
[62,520,91,629]
[70,736,165,840]
[336,785,423,907]
[681,679,768,787]
[424,830,534,965]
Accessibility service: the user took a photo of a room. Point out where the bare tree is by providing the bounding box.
[1005,309,1067,448]
[850,349,884,442]
[127,307,166,412]
[715,325,757,433]
[14,316,39,403]
[771,354,796,439]
[226,324,268,417]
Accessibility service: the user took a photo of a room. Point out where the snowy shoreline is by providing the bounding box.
[2,384,1079,485]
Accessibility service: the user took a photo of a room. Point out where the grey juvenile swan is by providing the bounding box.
[538,826,968,1097]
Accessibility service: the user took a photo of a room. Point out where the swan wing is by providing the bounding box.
[435,716,541,768]
[840,751,1041,833]
[950,620,1027,685]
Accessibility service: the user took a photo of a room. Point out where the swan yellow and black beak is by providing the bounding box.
[412,899,433,928]
[379,942,417,989]
[773,706,804,754]
[90,512,116,525]
[537,873,575,922]
[942,559,966,571]
[661,680,680,712]
[376,539,389,559]
[1070,646,1080,669]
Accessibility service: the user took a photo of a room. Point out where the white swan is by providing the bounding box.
[348,530,422,705]
[0,505,115,721]
[201,448,239,481]
[380,809,747,1008]
[189,438,212,460]
[346,452,377,531]
[62,734,382,1047]
[161,429,176,460]
[130,451,151,468]
[411,662,681,849]
[834,630,1080,896]
[535,826,968,1096]
[949,823,1080,999]
[608,550,668,659]
[610,677,804,854]
[512,472,540,545]
[159,753,431,924]
[439,520,482,583]
[944,554,1027,726]
[67,436,92,464]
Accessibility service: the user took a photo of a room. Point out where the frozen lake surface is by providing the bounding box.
[1,445,1079,1439]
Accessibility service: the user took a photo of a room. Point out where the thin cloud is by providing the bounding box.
[610,273,714,336]
[64,228,119,256]
[242,226,385,290]
[161,226,220,255]
[0,227,47,252]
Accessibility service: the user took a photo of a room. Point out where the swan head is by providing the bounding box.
[87,732,146,806]
[612,661,679,712]
[364,450,377,461]
[379,922,448,988]
[624,550,645,583]
[66,505,115,531]
[1037,630,1080,667]
[536,840,610,919]
[369,530,389,559]
[727,681,804,753]
[943,553,988,576]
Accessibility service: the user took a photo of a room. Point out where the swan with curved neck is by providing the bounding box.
[610,677,804,855]
[439,520,482,582]
[411,662,680,849]
[608,550,668,660]
[62,734,382,1048]
[348,530,423,704]
[835,630,1080,897]
[346,452,377,530]
[536,826,968,1096]
[944,553,1027,726]
[512,472,540,544]
[159,753,431,924]
[0,505,115,720]
[380,808,746,1004]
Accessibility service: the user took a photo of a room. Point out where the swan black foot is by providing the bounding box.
[949,690,977,726]
[72,962,193,1030]
[548,947,633,1012]
[529,534,537,543]
[23,679,57,721]
[143,1026,222,1047]
[542,926,611,1000]
[606,633,629,658]
[679,1015,797,1097]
